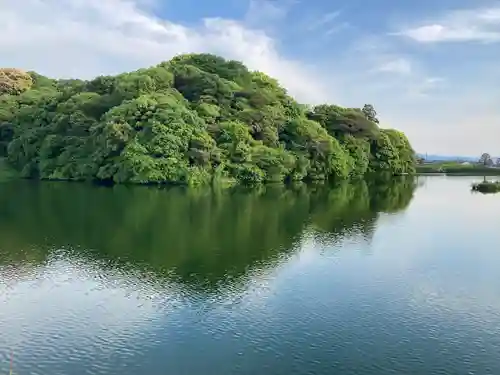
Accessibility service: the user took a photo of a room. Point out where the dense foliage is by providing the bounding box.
[472,180,500,194]
[0,54,415,185]
[0,68,33,96]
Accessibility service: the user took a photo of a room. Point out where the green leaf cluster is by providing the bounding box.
[0,53,416,185]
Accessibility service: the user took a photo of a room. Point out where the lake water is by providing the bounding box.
[1,176,500,375]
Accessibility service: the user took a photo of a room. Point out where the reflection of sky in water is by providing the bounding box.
[0,257,170,372]
[1,176,500,374]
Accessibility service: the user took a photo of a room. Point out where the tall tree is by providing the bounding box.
[361,104,379,124]
[479,153,492,166]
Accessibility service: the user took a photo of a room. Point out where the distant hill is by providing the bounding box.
[0,53,416,185]
[416,154,479,162]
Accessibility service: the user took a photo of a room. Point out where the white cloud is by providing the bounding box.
[0,0,332,103]
[400,24,500,43]
[408,77,444,96]
[324,22,350,36]
[397,5,500,43]
[376,57,412,75]
[244,0,290,26]
[307,10,341,31]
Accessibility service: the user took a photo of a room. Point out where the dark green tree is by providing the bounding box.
[362,104,379,124]
[479,153,492,166]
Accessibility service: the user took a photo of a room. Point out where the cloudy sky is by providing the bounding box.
[1,0,499,155]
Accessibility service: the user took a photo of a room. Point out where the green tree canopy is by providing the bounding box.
[0,54,416,185]
[0,68,33,96]
[362,104,379,124]
[479,153,493,166]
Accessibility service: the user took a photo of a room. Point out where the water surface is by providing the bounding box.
[1,176,500,375]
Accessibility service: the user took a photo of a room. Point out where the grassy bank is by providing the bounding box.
[0,157,18,181]
[416,162,500,176]
[471,180,500,194]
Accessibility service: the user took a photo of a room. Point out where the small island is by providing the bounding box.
[471,180,500,194]
[0,54,415,186]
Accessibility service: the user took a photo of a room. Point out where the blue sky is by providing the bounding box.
[1,0,499,155]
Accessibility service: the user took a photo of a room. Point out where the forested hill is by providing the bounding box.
[0,54,415,186]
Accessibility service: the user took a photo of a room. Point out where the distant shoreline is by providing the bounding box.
[416,162,500,176]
